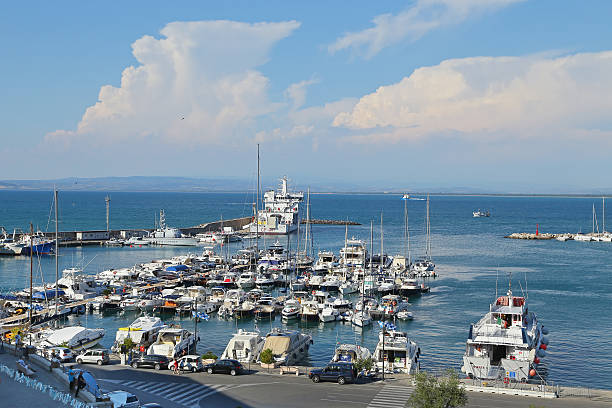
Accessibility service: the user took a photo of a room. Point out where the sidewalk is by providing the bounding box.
[0,349,68,408]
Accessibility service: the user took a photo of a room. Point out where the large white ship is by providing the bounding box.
[249,177,303,235]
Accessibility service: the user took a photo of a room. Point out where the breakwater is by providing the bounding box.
[301,219,360,225]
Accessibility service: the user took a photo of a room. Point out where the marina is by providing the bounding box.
[1,191,612,394]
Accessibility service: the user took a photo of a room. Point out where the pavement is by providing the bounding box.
[0,348,68,408]
[80,360,612,408]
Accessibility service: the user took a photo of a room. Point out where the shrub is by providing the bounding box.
[408,369,468,408]
[259,348,274,365]
[201,351,218,360]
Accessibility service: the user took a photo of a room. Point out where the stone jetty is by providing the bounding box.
[301,219,361,225]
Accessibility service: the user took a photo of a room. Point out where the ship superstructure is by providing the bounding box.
[249,177,303,235]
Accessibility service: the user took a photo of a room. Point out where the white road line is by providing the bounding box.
[139,382,170,393]
[157,384,187,397]
[172,384,221,403]
[166,383,201,400]
[186,384,233,405]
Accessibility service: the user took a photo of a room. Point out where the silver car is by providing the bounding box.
[76,348,110,365]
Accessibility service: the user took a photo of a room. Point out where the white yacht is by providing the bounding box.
[41,326,105,352]
[461,284,548,382]
[331,344,372,363]
[373,330,420,374]
[220,329,265,363]
[281,299,301,320]
[248,177,303,235]
[147,327,196,359]
[258,328,313,366]
[340,238,368,268]
[299,299,319,321]
[351,310,372,327]
[145,210,197,246]
[112,316,166,352]
[237,272,257,289]
[473,209,490,217]
[339,280,359,295]
[319,302,340,323]
[314,251,337,272]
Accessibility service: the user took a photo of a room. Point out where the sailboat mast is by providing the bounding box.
[304,188,310,255]
[426,194,431,261]
[603,197,606,233]
[29,223,33,338]
[380,212,383,273]
[55,189,59,316]
[256,144,260,260]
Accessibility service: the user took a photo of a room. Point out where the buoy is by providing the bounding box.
[541,327,549,335]
[536,349,546,357]
[529,369,537,377]
[541,336,549,345]
[540,343,547,350]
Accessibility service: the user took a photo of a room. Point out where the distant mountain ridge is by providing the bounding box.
[0,176,611,195]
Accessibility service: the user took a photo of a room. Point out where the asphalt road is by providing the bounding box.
[80,362,610,408]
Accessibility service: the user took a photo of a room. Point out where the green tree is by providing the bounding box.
[122,337,135,350]
[201,351,218,360]
[354,357,374,373]
[408,370,468,408]
[259,348,274,365]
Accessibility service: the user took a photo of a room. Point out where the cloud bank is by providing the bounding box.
[46,20,300,146]
[329,0,523,58]
[333,51,612,143]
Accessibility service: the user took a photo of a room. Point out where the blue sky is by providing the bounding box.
[2,1,612,192]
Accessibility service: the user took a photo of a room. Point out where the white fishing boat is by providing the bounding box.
[373,329,420,374]
[147,327,196,359]
[461,282,548,382]
[112,316,166,352]
[339,281,359,295]
[473,209,490,217]
[220,329,265,363]
[258,328,313,366]
[319,302,340,323]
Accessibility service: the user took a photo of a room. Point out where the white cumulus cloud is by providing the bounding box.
[333,51,612,143]
[45,20,300,146]
[329,0,523,58]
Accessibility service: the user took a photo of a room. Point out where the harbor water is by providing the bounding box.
[1,191,611,389]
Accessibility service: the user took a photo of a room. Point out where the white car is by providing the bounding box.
[107,390,140,408]
[46,347,74,362]
[76,348,110,365]
[168,355,204,372]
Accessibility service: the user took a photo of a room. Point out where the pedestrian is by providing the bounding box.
[75,372,85,397]
[173,359,179,375]
[68,369,76,393]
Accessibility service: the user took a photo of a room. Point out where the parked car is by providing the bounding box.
[204,359,243,376]
[76,348,110,365]
[46,347,74,362]
[130,354,169,370]
[309,362,356,385]
[107,390,140,408]
[168,355,204,372]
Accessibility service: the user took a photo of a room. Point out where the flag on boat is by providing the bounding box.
[192,311,210,321]
[378,321,397,331]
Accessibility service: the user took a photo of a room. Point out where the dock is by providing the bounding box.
[301,219,361,225]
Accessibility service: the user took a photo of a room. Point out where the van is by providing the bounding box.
[76,348,110,365]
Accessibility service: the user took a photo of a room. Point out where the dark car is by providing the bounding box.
[131,354,169,370]
[204,359,243,376]
[309,362,356,385]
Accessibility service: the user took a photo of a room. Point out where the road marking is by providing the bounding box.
[175,384,229,405]
[320,398,368,405]
[166,383,201,399]
[367,384,413,408]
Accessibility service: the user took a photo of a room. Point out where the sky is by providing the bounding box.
[1,0,612,192]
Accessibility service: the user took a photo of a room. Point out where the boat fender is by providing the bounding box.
[541,327,549,335]
[539,343,547,350]
[541,336,549,345]
[536,349,546,358]
[534,357,540,364]
[529,369,537,377]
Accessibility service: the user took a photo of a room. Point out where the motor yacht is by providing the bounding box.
[220,329,265,363]
[258,328,312,366]
[373,329,420,374]
[147,327,196,359]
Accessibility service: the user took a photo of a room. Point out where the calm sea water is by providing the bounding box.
[1,191,611,389]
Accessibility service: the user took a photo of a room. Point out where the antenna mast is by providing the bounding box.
[105,195,111,232]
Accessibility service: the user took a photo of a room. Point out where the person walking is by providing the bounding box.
[173,359,180,375]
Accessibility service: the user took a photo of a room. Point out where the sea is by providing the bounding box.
[1,190,611,389]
